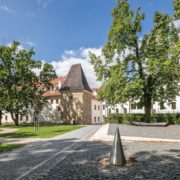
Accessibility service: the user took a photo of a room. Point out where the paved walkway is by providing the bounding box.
[108,124,180,139]
[23,141,180,180]
[0,128,19,134]
[90,124,180,143]
[0,125,100,180]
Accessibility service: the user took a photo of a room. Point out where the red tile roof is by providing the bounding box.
[42,77,65,97]
[51,77,65,84]
[42,90,60,97]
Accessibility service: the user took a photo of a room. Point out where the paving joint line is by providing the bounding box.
[15,125,101,180]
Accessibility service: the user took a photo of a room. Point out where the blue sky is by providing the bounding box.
[0,0,174,61]
[0,0,177,87]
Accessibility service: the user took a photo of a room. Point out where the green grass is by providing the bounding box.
[0,143,25,153]
[0,125,84,138]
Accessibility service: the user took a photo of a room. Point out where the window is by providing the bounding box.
[5,115,8,121]
[20,115,23,121]
[94,117,96,122]
[109,109,111,114]
[26,116,28,121]
[98,105,100,110]
[103,105,106,110]
[94,105,96,110]
[131,104,136,110]
[172,102,176,110]
[51,99,53,104]
[57,106,61,111]
[98,117,100,122]
[56,99,59,104]
[116,108,119,113]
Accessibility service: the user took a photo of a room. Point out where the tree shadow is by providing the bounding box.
[59,91,91,124]
[1,139,180,180]
[0,132,37,138]
[43,141,180,179]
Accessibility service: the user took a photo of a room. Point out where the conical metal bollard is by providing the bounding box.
[109,127,126,166]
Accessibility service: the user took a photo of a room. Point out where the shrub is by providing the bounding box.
[106,114,124,124]
[106,113,180,124]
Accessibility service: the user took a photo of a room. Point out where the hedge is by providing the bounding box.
[106,113,180,124]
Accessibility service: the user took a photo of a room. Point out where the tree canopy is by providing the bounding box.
[0,41,57,125]
[90,0,180,122]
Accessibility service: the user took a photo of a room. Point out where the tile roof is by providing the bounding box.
[50,77,65,84]
[42,77,64,97]
[42,89,60,97]
[60,64,92,93]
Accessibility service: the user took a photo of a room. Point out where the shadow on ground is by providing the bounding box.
[42,141,180,180]
[0,138,180,180]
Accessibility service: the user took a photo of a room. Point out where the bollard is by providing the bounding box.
[109,127,126,166]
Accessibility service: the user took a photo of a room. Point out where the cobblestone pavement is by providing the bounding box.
[24,141,180,180]
[0,125,100,180]
[108,124,180,139]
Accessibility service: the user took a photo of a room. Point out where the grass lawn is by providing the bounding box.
[0,125,84,138]
[0,143,25,153]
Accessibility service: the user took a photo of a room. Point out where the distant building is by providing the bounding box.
[91,94,103,124]
[2,63,179,125]
[1,64,104,125]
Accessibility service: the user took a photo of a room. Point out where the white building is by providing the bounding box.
[91,90,103,124]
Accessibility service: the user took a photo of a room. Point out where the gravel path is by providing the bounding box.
[108,124,180,139]
[25,141,180,180]
[0,125,100,180]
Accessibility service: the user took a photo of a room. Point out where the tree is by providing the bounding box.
[89,0,180,122]
[28,63,57,122]
[0,41,57,125]
[173,0,180,19]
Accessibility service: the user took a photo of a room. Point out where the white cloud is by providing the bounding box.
[0,5,15,14]
[37,0,53,8]
[51,47,102,88]
[80,47,102,58]
[64,50,77,56]
[32,60,46,75]
[25,41,36,47]
[174,19,180,29]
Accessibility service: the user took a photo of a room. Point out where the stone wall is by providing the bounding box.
[82,91,92,124]
[59,91,91,124]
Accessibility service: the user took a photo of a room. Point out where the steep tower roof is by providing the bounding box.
[60,64,92,93]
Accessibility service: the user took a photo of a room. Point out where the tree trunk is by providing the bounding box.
[0,110,2,126]
[11,112,19,126]
[144,103,151,122]
[144,92,152,123]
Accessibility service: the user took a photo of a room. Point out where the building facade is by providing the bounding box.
[2,63,179,125]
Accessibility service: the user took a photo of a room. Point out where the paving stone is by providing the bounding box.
[108,124,180,139]
[23,141,180,180]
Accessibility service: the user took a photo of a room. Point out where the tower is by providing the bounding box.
[59,64,92,124]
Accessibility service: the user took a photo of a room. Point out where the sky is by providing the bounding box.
[0,0,178,88]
